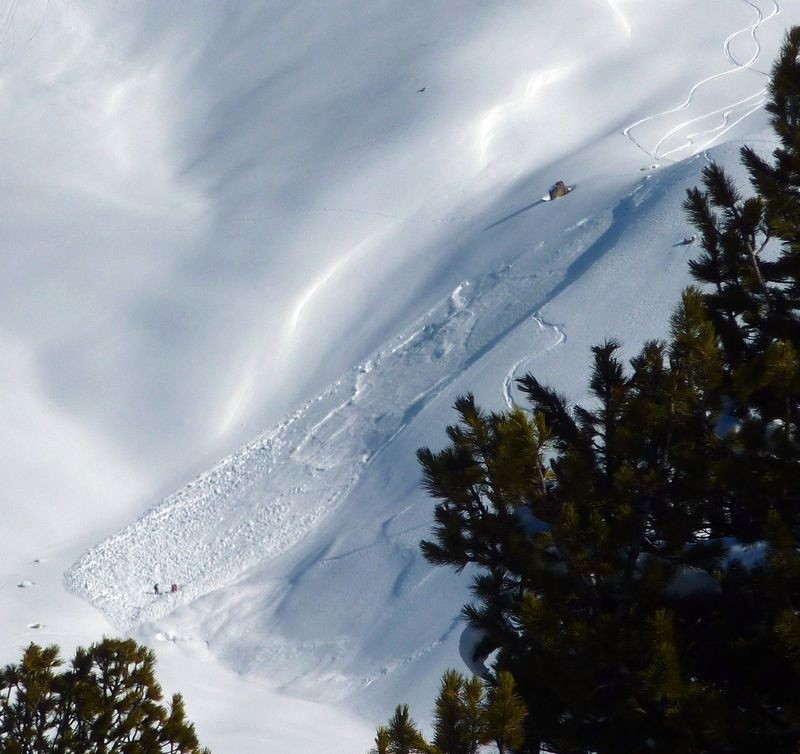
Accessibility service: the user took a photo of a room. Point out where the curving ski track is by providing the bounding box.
[724,0,778,73]
[502,314,566,410]
[623,0,780,161]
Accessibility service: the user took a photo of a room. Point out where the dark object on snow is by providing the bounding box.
[417,86,426,93]
[548,181,570,200]
[171,583,178,593]
[153,583,159,595]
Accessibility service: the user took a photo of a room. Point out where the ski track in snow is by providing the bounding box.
[502,315,566,410]
[622,0,780,161]
[66,264,566,629]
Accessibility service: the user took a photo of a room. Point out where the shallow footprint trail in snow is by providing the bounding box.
[66,260,565,629]
[623,0,779,161]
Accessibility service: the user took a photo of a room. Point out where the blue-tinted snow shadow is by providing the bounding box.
[458,190,641,378]
[482,198,547,231]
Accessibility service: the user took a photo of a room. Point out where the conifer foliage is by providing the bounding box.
[405,26,800,754]
[0,638,210,754]
[370,670,526,754]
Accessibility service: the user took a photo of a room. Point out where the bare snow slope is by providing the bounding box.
[2,0,799,751]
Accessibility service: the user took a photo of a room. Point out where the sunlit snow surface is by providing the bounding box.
[3,1,799,751]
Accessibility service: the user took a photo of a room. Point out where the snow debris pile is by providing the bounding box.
[66,266,564,629]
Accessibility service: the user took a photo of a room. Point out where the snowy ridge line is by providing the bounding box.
[622,0,779,161]
[604,0,631,39]
[65,262,566,629]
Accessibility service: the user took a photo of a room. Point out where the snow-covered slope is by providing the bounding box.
[3,1,799,751]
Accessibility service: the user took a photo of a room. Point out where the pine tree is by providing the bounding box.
[0,639,210,754]
[483,672,526,754]
[0,643,61,754]
[432,670,466,754]
[457,676,486,754]
[418,324,732,752]
[412,27,800,754]
[677,28,800,751]
[371,671,527,754]
[386,704,429,754]
[430,670,489,754]
[369,726,392,754]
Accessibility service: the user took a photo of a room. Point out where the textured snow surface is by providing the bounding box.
[3,1,799,751]
[66,268,565,629]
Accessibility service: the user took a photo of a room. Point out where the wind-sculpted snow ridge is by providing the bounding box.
[66,261,566,629]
